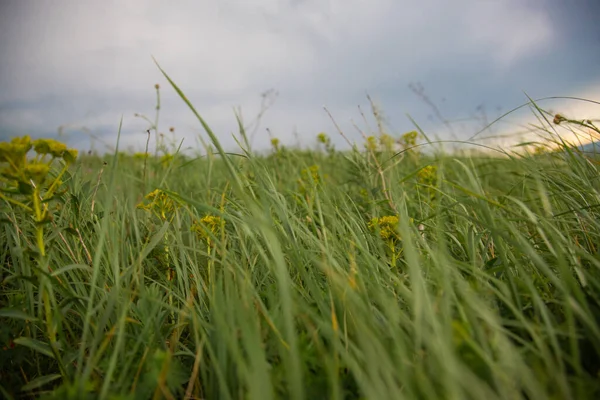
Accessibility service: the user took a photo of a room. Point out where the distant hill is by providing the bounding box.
[579,141,600,154]
[558,141,600,160]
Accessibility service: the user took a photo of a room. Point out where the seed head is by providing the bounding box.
[553,114,566,125]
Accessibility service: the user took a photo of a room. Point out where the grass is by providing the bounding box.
[1,69,600,399]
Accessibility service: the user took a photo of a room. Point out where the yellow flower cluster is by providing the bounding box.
[0,136,77,188]
[368,215,401,242]
[365,136,378,151]
[191,214,225,241]
[363,134,398,152]
[417,165,437,186]
[160,153,174,167]
[401,131,419,148]
[270,138,280,151]
[301,165,321,184]
[33,138,78,162]
[298,165,325,194]
[133,152,149,160]
[0,136,78,256]
[136,189,180,221]
[316,132,336,155]
[317,132,329,144]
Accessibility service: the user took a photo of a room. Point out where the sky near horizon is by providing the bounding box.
[0,0,599,153]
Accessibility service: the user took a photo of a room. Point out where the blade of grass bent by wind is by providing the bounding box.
[468,95,600,142]
[152,58,246,197]
[406,113,432,144]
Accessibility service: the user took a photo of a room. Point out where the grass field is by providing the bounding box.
[1,72,600,399]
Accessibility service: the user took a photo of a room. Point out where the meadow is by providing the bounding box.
[1,71,600,399]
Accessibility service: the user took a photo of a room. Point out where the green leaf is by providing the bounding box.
[17,180,33,195]
[139,221,170,261]
[21,374,62,391]
[0,308,38,322]
[81,181,91,196]
[483,257,501,269]
[13,337,55,359]
[69,193,81,219]
[51,264,92,277]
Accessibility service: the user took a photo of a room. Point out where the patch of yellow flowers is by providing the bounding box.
[270,138,280,152]
[136,189,181,221]
[417,165,438,201]
[0,136,77,186]
[317,132,335,155]
[368,215,401,243]
[0,136,78,362]
[160,153,174,167]
[317,132,328,144]
[368,215,414,267]
[298,164,326,195]
[191,214,225,243]
[0,136,77,256]
[417,165,437,186]
[365,136,378,151]
[401,130,419,148]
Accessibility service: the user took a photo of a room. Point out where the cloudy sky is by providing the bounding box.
[1,0,599,153]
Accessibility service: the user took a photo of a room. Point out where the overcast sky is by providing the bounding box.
[1,0,599,153]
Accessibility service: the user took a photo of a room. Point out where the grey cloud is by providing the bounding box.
[0,0,598,152]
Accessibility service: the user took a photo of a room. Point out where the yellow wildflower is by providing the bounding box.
[401,131,419,147]
[317,132,329,144]
[270,138,280,151]
[369,215,401,242]
[133,152,149,160]
[191,214,225,241]
[63,148,78,164]
[24,163,50,185]
[417,165,437,186]
[298,165,325,194]
[301,165,321,184]
[11,135,33,156]
[0,135,76,258]
[1,136,77,184]
[33,138,68,158]
[0,136,32,171]
[160,153,174,167]
[137,189,180,220]
[365,136,378,151]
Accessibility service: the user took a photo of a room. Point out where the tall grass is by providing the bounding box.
[1,70,599,399]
